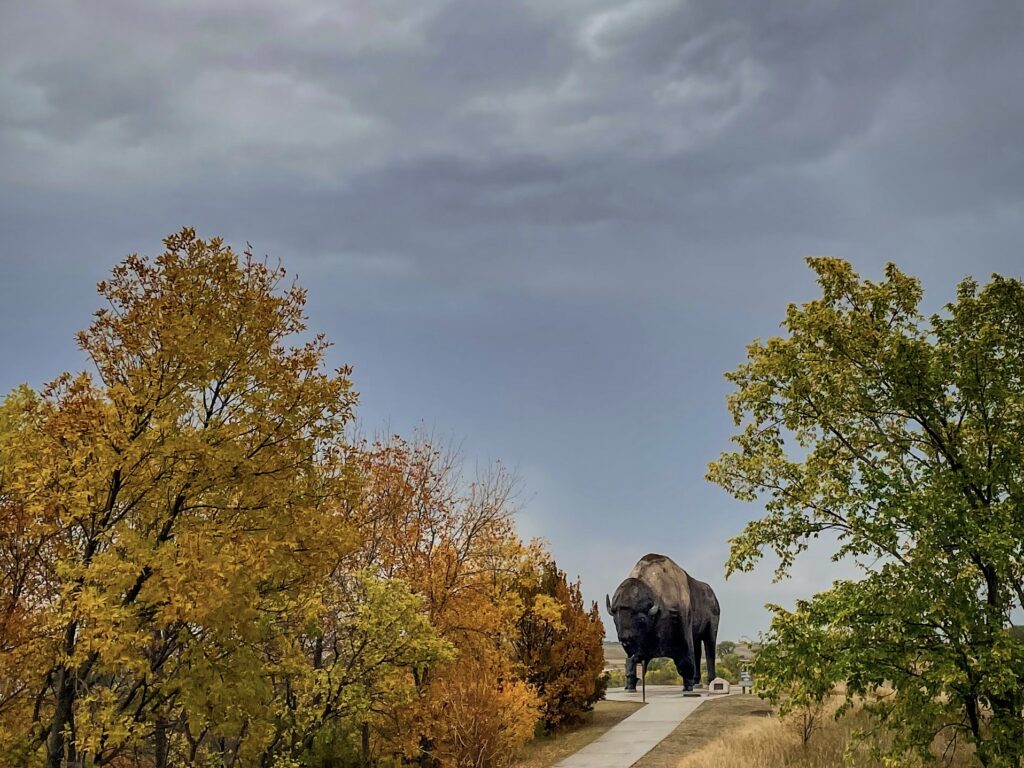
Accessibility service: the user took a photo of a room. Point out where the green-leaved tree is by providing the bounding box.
[708,259,1024,767]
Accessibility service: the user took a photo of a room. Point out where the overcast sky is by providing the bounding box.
[2,1,1023,641]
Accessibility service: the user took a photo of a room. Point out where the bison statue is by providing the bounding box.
[606,553,720,692]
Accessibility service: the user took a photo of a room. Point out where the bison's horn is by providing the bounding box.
[648,603,660,617]
[605,594,613,615]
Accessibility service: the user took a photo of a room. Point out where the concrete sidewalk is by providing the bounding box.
[554,687,706,768]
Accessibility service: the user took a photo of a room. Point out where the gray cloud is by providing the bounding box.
[2,0,1023,640]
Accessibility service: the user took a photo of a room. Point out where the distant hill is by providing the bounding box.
[734,642,758,660]
[602,641,626,659]
[602,641,627,670]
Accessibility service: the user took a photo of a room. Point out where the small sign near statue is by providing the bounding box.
[708,676,730,695]
[739,670,754,694]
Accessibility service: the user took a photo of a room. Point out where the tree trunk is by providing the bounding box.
[44,664,74,768]
[418,735,435,768]
[155,720,169,768]
[964,695,988,768]
[987,697,1024,768]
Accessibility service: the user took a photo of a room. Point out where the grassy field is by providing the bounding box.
[669,697,980,768]
[513,700,643,768]
[602,641,627,669]
[517,690,982,768]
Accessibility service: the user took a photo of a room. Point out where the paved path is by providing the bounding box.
[554,687,707,768]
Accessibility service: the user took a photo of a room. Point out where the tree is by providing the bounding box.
[253,570,452,768]
[643,658,682,686]
[423,658,538,768]
[0,387,62,766]
[746,605,840,748]
[1,228,592,768]
[716,641,737,657]
[0,230,405,767]
[711,652,743,684]
[513,558,606,730]
[345,435,541,767]
[708,260,1024,767]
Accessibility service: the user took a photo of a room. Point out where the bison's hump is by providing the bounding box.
[639,553,669,564]
[628,553,691,611]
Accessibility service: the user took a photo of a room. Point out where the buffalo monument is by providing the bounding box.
[606,553,720,692]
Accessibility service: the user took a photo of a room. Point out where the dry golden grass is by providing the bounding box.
[674,699,980,768]
[633,695,772,768]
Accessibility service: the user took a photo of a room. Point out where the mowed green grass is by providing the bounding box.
[513,700,643,768]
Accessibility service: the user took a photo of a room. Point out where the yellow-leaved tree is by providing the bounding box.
[0,230,449,768]
[0,229,605,768]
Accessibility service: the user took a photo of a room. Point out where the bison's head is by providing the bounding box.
[606,577,661,658]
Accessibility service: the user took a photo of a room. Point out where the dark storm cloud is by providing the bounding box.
[5,1,1021,254]
[2,0,1023,638]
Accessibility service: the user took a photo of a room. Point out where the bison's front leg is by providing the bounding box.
[625,654,638,692]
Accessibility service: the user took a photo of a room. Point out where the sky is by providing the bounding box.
[2,1,1023,642]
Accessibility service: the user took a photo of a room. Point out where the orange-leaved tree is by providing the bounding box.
[347,436,541,768]
[514,559,606,731]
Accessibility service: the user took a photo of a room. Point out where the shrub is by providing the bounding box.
[515,559,607,730]
[604,669,626,689]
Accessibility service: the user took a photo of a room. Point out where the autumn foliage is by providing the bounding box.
[0,230,605,768]
[514,559,606,731]
[345,437,541,766]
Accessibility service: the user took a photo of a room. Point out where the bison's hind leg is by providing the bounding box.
[704,638,720,684]
[673,657,696,691]
[703,629,717,682]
